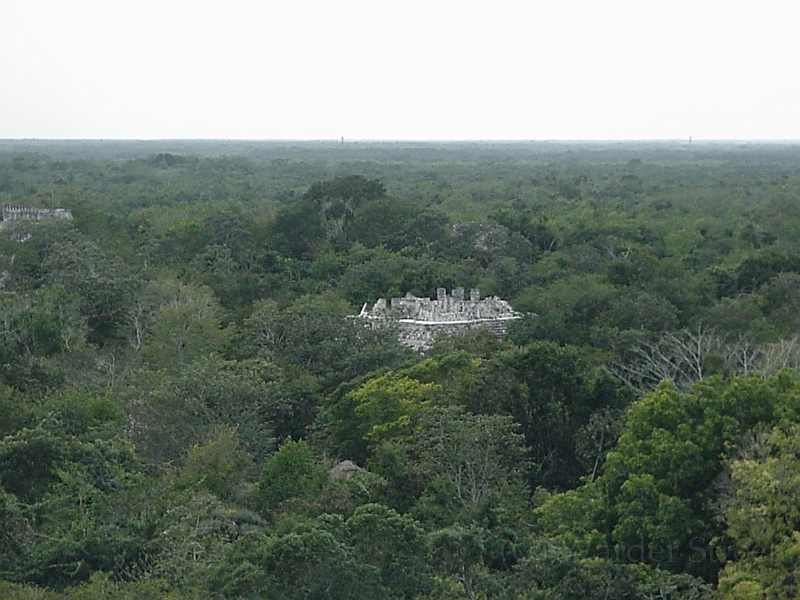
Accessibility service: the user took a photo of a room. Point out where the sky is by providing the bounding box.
[1,0,798,140]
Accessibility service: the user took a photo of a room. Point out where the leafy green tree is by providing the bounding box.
[471,341,633,489]
[416,406,525,514]
[306,175,386,245]
[41,238,137,344]
[268,175,387,258]
[353,373,441,448]
[0,489,28,577]
[0,390,145,589]
[0,581,60,599]
[0,387,34,438]
[337,251,462,306]
[208,523,381,599]
[346,503,431,598]
[347,196,431,251]
[256,439,328,516]
[123,355,278,464]
[727,249,800,296]
[537,372,800,581]
[511,274,623,346]
[142,488,260,592]
[757,272,800,338]
[429,525,487,600]
[242,294,410,393]
[504,536,712,600]
[177,426,249,500]
[488,207,557,253]
[0,286,86,385]
[0,424,69,504]
[269,198,327,259]
[324,353,478,464]
[716,423,800,599]
[133,278,233,370]
[444,221,534,269]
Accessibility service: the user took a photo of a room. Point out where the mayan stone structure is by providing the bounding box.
[358,287,522,350]
[2,206,74,224]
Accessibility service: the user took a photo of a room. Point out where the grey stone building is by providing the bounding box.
[357,287,522,350]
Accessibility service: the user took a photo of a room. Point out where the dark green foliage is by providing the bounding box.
[347,197,443,251]
[1,141,799,598]
[0,389,34,438]
[471,341,634,489]
[208,523,384,599]
[256,439,327,515]
[242,294,411,393]
[346,503,432,598]
[538,372,800,581]
[40,238,137,344]
[504,536,712,600]
[269,198,328,259]
[304,174,386,208]
[489,207,557,252]
[269,175,387,258]
[728,249,800,295]
[123,355,280,464]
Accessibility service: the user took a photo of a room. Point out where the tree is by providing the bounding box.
[429,525,487,600]
[323,352,479,464]
[611,326,725,393]
[345,503,431,598]
[347,197,430,251]
[0,286,86,387]
[268,175,387,258]
[242,294,410,393]
[123,355,278,464]
[269,199,327,260]
[471,341,633,489]
[716,423,800,599]
[488,207,557,253]
[416,406,525,514]
[537,372,800,581]
[256,439,327,516]
[41,238,137,344]
[133,279,233,370]
[506,536,712,600]
[305,175,386,244]
[177,426,249,500]
[208,523,381,599]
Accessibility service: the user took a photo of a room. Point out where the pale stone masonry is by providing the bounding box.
[3,205,73,222]
[357,287,522,350]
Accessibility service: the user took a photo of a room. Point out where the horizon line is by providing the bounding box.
[2,137,799,144]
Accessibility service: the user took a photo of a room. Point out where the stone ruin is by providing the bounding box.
[0,206,74,242]
[1,206,74,234]
[357,287,522,350]
[2,205,74,223]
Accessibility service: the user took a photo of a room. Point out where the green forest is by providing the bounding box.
[0,139,798,599]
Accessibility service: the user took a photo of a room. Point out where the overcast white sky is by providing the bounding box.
[1,0,798,140]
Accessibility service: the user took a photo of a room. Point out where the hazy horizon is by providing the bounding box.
[2,137,798,143]
[2,0,799,141]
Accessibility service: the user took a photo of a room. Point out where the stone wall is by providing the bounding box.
[3,206,74,222]
[357,287,522,350]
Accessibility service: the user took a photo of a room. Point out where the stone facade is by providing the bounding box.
[357,287,522,350]
[2,205,74,223]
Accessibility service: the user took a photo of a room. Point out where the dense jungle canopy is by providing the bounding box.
[0,139,798,599]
